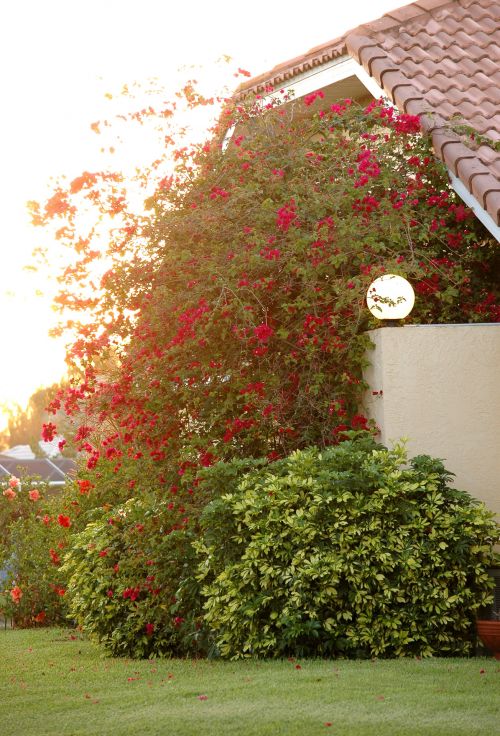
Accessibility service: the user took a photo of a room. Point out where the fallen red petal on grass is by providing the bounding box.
[197,694,208,701]
[295,664,302,670]
[324,723,333,727]
[480,669,485,674]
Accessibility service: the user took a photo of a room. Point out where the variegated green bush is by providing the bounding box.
[197,437,499,659]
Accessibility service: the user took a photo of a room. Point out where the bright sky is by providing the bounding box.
[0,0,400,429]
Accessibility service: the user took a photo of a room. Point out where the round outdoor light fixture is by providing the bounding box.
[366,274,415,322]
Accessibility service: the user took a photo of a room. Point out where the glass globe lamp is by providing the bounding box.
[366,274,415,323]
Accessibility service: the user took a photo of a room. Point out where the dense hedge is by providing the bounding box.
[62,494,205,658]
[60,437,499,659]
[196,438,499,659]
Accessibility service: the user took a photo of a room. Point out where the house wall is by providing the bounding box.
[362,324,500,522]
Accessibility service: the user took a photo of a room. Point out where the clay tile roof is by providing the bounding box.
[238,0,500,228]
[346,0,500,226]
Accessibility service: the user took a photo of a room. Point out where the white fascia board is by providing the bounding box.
[261,56,375,105]
[350,60,390,102]
[223,56,378,150]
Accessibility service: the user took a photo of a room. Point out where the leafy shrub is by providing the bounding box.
[62,493,206,658]
[196,437,500,658]
[1,477,70,626]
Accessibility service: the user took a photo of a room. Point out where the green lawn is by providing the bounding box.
[1,629,498,736]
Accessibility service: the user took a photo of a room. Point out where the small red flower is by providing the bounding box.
[77,479,93,494]
[49,548,61,565]
[29,489,40,501]
[351,414,368,430]
[58,514,71,528]
[41,422,57,442]
[145,623,155,636]
[254,324,274,343]
[10,586,22,604]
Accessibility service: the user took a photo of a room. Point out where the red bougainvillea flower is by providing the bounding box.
[57,514,71,528]
[74,425,92,442]
[41,422,57,442]
[77,479,93,494]
[145,623,155,636]
[29,489,40,501]
[10,586,23,604]
[351,414,369,430]
[3,489,16,500]
[49,548,61,565]
[254,324,274,343]
[122,587,140,601]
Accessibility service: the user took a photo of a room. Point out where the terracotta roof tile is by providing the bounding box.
[456,156,492,185]
[386,4,426,20]
[471,172,500,207]
[414,0,451,10]
[238,0,500,228]
[441,140,475,172]
[366,16,402,32]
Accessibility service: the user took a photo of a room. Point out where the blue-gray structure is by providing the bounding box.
[0,454,76,485]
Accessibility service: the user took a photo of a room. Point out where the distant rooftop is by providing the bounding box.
[0,453,76,484]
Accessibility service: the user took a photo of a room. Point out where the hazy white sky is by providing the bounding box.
[0,0,400,425]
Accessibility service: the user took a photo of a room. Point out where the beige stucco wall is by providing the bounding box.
[363,324,500,522]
